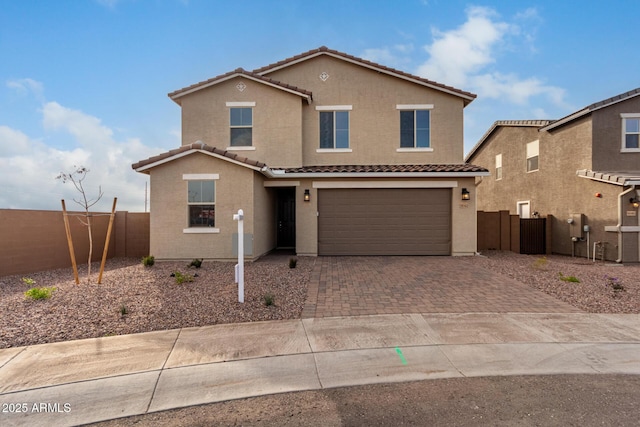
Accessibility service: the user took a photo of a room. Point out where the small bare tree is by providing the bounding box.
[57,166,103,284]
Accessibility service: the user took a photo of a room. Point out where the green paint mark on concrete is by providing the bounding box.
[395,346,407,365]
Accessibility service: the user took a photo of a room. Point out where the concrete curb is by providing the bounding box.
[1,313,639,426]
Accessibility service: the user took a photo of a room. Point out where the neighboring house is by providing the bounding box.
[466,88,640,263]
[132,46,489,260]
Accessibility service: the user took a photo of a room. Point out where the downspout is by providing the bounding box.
[615,185,636,263]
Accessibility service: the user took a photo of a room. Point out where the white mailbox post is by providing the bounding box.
[233,209,244,303]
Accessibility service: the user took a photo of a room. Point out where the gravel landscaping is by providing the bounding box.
[470,251,640,314]
[1,251,639,349]
[0,254,314,349]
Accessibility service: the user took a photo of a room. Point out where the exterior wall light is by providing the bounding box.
[630,197,639,208]
[461,188,470,201]
[304,189,310,202]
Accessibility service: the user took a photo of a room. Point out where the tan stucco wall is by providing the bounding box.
[451,177,478,255]
[469,120,624,260]
[263,55,466,166]
[149,152,258,260]
[291,178,477,256]
[252,176,276,258]
[295,179,318,256]
[180,77,303,168]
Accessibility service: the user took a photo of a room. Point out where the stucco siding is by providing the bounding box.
[149,152,257,260]
[451,177,478,255]
[263,55,465,166]
[473,126,546,213]
[592,95,640,171]
[470,120,620,260]
[180,77,303,168]
[295,179,318,256]
[252,176,276,258]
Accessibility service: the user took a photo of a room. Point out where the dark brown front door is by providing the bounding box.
[277,188,296,248]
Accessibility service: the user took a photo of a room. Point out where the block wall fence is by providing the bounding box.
[0,209,149,277]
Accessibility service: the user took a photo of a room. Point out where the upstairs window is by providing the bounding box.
[187,180,215,227]
[495,153,503,180]
[397,104,433,149]
[229,107,252,146]
[526,140,539,172]
[318,109,350,149]
[621,114,640,151]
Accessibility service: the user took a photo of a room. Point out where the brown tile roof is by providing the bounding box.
[253,46,477,105]
[278,164,488,174]
[131,142,267,172]
[131,142,489,176]
[168,68,313,104]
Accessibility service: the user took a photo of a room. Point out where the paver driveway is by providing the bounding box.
[302,256,582,318]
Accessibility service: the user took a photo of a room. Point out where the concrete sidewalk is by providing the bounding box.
[1,313,639,427]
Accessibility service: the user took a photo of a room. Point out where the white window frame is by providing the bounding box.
[183,174,220,234]
[526,140,539,172]
[396,104,434,152]
[517,201,531,219]
[495,153,503,180]
[621,113,640,152]
[316,105,353,152]
[227,102,255,150]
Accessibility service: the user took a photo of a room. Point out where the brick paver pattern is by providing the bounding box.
[302,256,582,318]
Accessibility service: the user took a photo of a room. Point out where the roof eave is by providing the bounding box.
[168,73,312,104]
[133,148,266,174]
[541,108,590,132]
[272,171,490,179]
[256,49,476,106]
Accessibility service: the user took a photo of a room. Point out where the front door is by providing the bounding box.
[276,188,296,248]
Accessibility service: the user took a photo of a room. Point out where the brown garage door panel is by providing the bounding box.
[318,188,451,255]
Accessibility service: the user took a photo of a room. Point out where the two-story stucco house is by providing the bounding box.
[132,47,489,260]
[466,88,640,263]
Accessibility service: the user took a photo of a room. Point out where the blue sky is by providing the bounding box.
[1,0,639,212]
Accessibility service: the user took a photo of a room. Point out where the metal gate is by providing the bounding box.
[520,218,546,254]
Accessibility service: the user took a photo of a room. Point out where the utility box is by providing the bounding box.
[570,213,585,238]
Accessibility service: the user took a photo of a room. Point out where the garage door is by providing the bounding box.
[318,188,451,255]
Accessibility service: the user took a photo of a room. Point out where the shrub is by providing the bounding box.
[263,293,275,306]
[142,255,155,267]
[25,287,56,300]
[120,305,129,316]
[22,277,36,286]
[189,258,203,268]
[559,273,580,283]
[174,272,194,284]
[289,257,297,268]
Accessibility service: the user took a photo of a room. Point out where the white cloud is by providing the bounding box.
[413,6,567,110]
[470,72,567,106]
[6,78,44,100]
[0,100,163,212]
[43,102,114,147]
[0,126,32,156]
[416,6,513,88]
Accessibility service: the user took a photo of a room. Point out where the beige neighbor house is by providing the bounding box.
[466,88,640,263]
[132,47,489,260]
